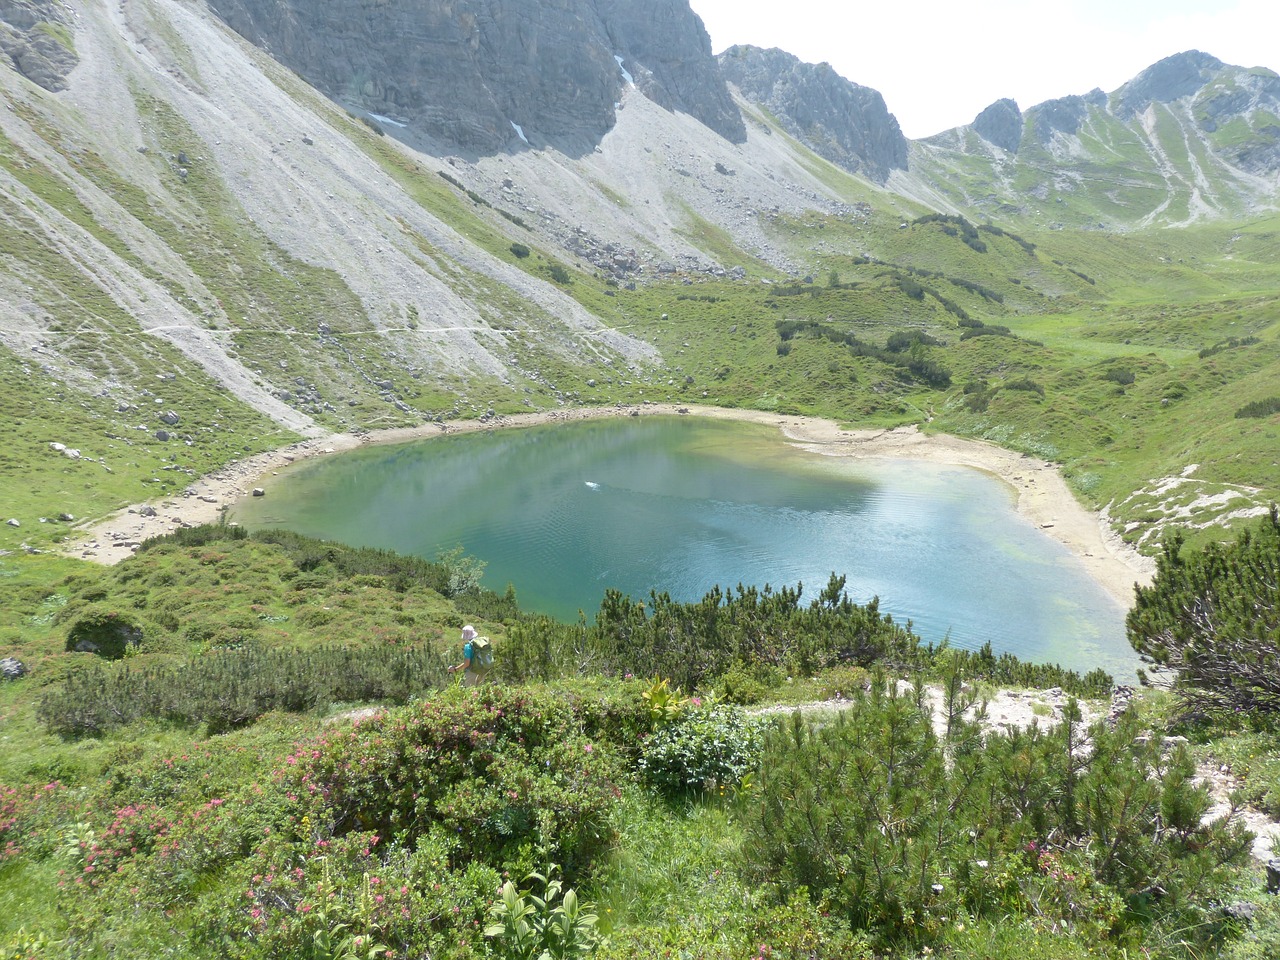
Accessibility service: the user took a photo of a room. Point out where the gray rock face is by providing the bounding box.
[1030,88,1106,142]
[1115,50,1224,118]
[0,0,79,91]
[972,98,1023,153]
[717,44,907,182]
[207,0,745,155]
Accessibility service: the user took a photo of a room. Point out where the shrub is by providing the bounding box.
[959,324,1014,340]
[1235,397,1280,419]
[546,265,572,285]
[1127,505,1280,719]
[637,704,765,796]
[62,605,151,658]
[1004,377,1044,396]
[742,682,1250,952]
[1104,368,1136,385]
[510,242,531,259]
[37,643,450,737]
[288,687,626,880]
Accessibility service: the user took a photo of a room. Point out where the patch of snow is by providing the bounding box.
[614,55,634,87]
[367,112,407,129]
[510,121,528,144]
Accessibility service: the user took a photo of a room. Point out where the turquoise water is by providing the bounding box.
[230,416,1137,678]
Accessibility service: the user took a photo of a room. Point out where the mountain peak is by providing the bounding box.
[972,98,1023,153]
[1114,49,1225,117]
[717,44,907,182]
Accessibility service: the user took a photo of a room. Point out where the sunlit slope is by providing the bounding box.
[907,57,1280,231]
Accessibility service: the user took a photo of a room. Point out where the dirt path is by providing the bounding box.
[64,404,1154,610]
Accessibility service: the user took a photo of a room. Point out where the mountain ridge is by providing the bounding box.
[2,0,1280,556]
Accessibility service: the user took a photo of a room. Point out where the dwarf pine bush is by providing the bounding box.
[1128,504,1280,720]
[742,678,1250,952]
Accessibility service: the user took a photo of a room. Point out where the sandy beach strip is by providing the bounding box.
[65,403,1155,608]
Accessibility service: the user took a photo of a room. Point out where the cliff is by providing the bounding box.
[717,44,908,182]
[207,0,746,155]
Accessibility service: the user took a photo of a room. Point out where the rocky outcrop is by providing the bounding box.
[972,98,1022,153]
[595,0,743,142]
[1114,50,1224,119]
[0,0,78,91]
[207,0,744,155]
[1030,89,1106,143]
[717,44,907,182]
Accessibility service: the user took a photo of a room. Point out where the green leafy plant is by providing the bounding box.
[485,864,603,960]
[637,703,764,796]
[640,677,687,728]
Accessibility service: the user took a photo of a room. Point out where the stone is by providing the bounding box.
[0,657,26,681]
[252,488,266,497]
[5,518,18,527]
[1268,858,1280,895]
[155,430,171,441]
[1224,902,1257,921]
[139,505,158,517]
[159,410,181,425]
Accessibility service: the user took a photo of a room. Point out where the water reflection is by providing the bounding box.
[231,416,1137,678]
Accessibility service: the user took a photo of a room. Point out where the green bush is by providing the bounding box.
[510,242,531,259]
[37,643,450,736]
[637,704,765,796]
[1235,397,1280,419]
[62,605,152,658]
[1104,368,1136,385]
[289,687,625,880]
[742,682,1249,952]
[1128,505,1280,719]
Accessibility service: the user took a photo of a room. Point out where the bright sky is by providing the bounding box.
[690,0,1280,139]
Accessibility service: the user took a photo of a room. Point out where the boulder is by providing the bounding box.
[0,657,26,680]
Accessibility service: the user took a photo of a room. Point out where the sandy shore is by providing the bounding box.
[65,403,1154,607]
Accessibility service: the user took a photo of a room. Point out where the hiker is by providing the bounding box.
[447,624,492,686]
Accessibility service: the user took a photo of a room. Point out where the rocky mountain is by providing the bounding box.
[206,0,745,155]
[3,0,1279,443]
[716,44,907,183]
[909,51,1280,228]
[2,0,881,448]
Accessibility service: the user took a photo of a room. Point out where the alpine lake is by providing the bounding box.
[229,416,1138,679]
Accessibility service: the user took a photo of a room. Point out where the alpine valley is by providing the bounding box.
[3,3,1280,959]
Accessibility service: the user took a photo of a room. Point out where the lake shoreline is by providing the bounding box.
[66,403,1155,609]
